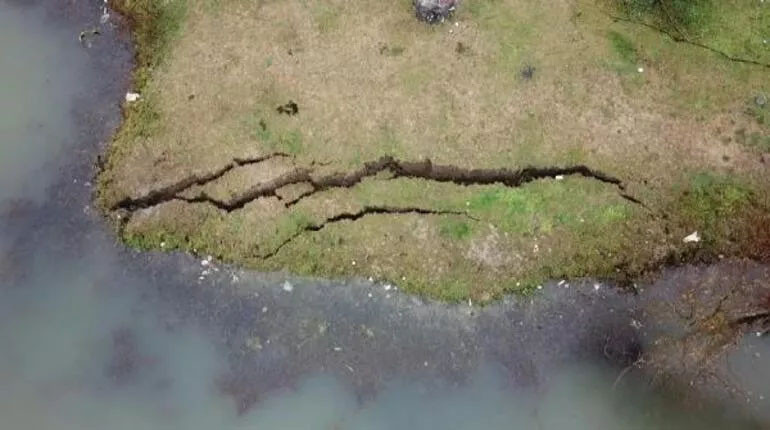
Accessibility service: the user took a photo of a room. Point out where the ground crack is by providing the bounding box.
[114,156,641,213]
[111,152,291,211]
[259,205,479,259]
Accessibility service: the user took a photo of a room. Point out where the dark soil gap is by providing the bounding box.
[260,205,478,259]
[112,156,641,213]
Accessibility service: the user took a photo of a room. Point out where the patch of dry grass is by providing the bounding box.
[104,0,770,301]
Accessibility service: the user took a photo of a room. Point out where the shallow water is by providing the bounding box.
[0,4,87,202]
[0,1,767,429]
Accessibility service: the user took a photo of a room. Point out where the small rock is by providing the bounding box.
[282,280,294,292]
[201,259,210,266]
[261,306,268,313]
[125,92,141,102]
[756,94,768,107]
[683,231,701,243]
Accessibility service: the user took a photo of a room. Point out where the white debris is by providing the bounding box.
[368,276,373,282]
[282,280,294,292]
[593,283,601,291]
[557,280,565,286]
[537,285,543,290]
[201,259,210,266]
[125,92,141,102]
[424,361,429,367]
[261,306,268,313]
[683,231,701,243]
[100,7,110,24]
[383,284,392,291]
[630,319,643,329]
[368,293,373,298]
[333,346,342,352]
[160,241,166,248]
[351,260,356,266]
[555,175,565,181]
[637,67,644,73]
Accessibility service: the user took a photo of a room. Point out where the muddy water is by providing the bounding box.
[0,1,768,429]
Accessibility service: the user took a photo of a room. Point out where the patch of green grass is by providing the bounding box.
[112,0,188,88]
[619,0,713,34]
[608,30,637,64]
[438,219,472,240]
[380,45,405,57]
[468,180,632,236]
[277,129,304,154]
[463,0,536,79]
[376,125,402,155]
[617,0,769,63]
[680,172,753,242]
[311,2,341,33]
[250,119,304,154]
[252,118,273,142]
[277,211,314,237]
[746,96,770,127]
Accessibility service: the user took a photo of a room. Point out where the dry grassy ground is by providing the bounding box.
[99,0,770,301]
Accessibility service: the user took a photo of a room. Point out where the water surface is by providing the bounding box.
[0,1,767,429]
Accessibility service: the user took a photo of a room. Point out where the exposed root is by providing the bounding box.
[260,205,479,259]
[113,156,642,213]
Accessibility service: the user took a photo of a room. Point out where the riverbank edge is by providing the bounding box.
[95,0,770,303]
